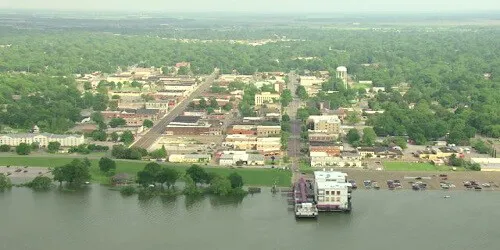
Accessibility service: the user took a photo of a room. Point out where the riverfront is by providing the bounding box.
[0,156,291,186]
[2,185,500,250]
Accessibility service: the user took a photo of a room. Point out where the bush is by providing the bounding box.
[120,186,136,196]
[16,143,31,155]
[0,144,11,152]
[26,176,53,191]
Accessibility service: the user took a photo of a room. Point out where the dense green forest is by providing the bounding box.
[0,24,499,142]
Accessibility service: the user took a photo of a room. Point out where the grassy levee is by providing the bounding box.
[0,156,291,187]
[383,162,461,171]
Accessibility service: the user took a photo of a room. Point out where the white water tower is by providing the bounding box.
[336,66,348,88]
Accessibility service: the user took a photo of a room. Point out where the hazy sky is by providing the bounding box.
[1,0,499,13]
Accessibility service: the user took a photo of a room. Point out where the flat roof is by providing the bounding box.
[172,116,201,124]
[314,171,348,182]
[316,181,352,189]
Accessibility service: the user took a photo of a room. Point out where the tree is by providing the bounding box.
[110,132,119,142]
[0,173,12,191]
[280,89,293,107]
[282,114,290,122]
[149,145,167,159]
[186,164,208,186]
[91,112,105,124]
[26,176,53,191]
[296,85,309,100]
[83,82,92,90]
[0,144,10,152]
[16,143,31,155]
[177,66,190,75]
[228,172,244,189]
[52,159,91,186]
[346,112,361,125]
[109,118,126,128]
[136,162,162,187]
[143,119,154,128]
[157,167,180,189]
[92,93,108,111]
[99,157,116,173]
[346,128,361,145]
[47,141,61,153]
[209,175,232,196]
[91,129,107,141]
[120,131,135,145]
[209,98,219,109]
[198,98,207,109]
[362,127,377,146]
[222,103,233,111]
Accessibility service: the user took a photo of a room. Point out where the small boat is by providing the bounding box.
[84,181,90,185]
[482,183,491,188]
[373,182,380,190]
[443,195,451,198]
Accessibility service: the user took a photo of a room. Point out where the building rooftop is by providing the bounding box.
[310,141,343,147]
[0,133,83,139]
[314,171,348,183]
[171,116,201,124]
[336,66,347,72]
[310,151,328,157]
[308,115,341,124]
[316,181,352,189]
[184,154,211,159]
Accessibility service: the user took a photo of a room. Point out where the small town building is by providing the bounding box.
[168,154,211,163]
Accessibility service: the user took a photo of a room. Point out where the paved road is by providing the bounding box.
[131,68,220,150]
[285,72,305,183]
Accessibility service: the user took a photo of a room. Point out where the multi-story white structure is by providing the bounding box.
[0,133,85,147]
[308,115,342,135]
[254,92,280,106]
[313,171,352,212]
[336,66,348,88]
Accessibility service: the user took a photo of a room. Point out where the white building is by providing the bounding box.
[313,171,352,212]
[0,133,85,147]
[254,92,280,106]
[219,152,265,166]
[310,151,362,168]
[168,154,211,163]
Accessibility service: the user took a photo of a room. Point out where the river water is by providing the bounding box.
[1,185,500,250]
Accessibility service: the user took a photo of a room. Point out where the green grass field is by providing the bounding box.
[383,162,454,171]
[0,156,291,187]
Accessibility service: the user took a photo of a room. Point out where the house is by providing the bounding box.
[254,92,280,106]
[168,154,211,163]
[0,133,84,147]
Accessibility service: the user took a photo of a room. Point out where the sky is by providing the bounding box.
[0,0,499,13]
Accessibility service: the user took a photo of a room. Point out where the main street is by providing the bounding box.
[131,68,220,150]
[285,72,305,183]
